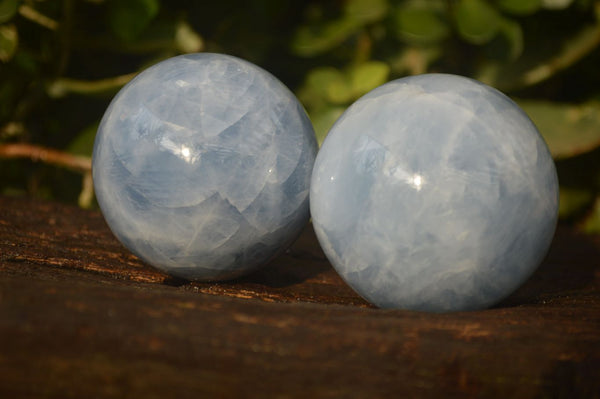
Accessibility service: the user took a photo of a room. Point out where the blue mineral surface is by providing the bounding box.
[310,74,559,312]
[93,53,318,281]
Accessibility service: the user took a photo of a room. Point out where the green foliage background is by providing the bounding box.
[1,0,600,232]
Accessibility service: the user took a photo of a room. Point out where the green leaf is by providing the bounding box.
[310,106,346,145]
[302,62,390,105]
[541,0,574,9]
[516,100,600,159]
[292,17,359,57]
[174,20,203,53]
[497,0,542,15]
[68,123,99,157]
[348,61,390,97]
[327,78,354,104]
[305,67,353,104]
[391,46,442,75]
[477,23,600,91]
[498,18,523,60]
[292,0,387,57]
[453,0,502,44]
[395,5,449,44]
[485,17,523,61]
[0,0,20,24]
[583,197,600,234]
[559,187,594,220]
[13,49,36,73]
[0,23,17,62]
[108,0,159,42]
[344,0,389,24]
[306,67,345,99]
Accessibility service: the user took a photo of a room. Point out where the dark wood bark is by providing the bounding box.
[1,195,599,398]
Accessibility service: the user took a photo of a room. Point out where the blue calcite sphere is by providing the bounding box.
[93,53,318,281]
[310,74,559,312]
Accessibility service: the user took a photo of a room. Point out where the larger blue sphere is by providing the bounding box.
[310,74,558,312]
[93,53,318,281]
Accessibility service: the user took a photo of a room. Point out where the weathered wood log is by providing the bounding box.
[1,195,599,398]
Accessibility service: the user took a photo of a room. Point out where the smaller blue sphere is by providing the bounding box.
[93,53,318,281]
[310,74,559,312]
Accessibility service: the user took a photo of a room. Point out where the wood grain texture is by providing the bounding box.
[1,195,599,398]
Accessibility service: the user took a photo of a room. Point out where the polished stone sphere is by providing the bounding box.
[93,53,318,281]
[310,74,558,312]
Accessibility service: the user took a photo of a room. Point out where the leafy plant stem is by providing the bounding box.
[353,30,372,64]
[47,72,137,98]
[0,143,91,173]
[514,23,600,90]
[56,0,75,78]
[18,4,58,30]
[78,171,94,208]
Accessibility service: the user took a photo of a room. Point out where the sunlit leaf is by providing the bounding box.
[0,23,17,62]
[303,62,390,105]
[292,17,359,56]
[310,106,345,145]
[305,67,348,101]
[327,78,354,104]
[391,46,442,75]
[348,61,390,97]
[453,0,502,44]
[497,0,542,15]
[315,69,351,104]
[344,0,388,24]
[395,5,449,44]
[517,100,600,159]
[108,0,159,42]
[0,0,19,23]
[174,20,203,53]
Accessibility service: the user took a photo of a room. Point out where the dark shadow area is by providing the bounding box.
[162,259,332,290]
[554,146,600,224]
[497,224,600,307]
[161,223,334,291]
[172,221,599,305]
[236,256,331,289]
[162,275,190,287]
[540,356,600,398]
[171,222,370,306]
[223,223,332,289]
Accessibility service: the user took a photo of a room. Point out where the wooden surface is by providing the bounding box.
[1,195,599,398]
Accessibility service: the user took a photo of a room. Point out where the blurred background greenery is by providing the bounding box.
[0,0,599,232]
